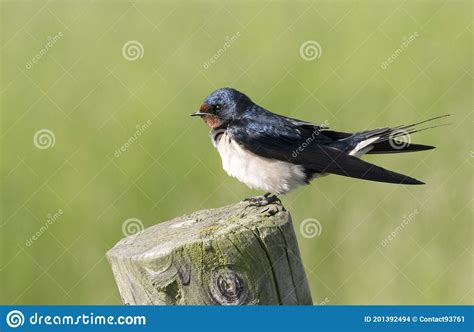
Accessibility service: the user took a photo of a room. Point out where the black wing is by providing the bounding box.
[229,113,423,185]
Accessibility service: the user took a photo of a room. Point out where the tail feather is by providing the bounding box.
[346,115,450,155]
[316,115,449,184]
[368,141,435,154]
[316,146,426,185]
[389,114,451,132]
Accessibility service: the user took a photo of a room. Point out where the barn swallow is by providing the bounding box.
[191,87,448,205]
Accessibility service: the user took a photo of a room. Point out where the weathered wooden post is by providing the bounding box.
[107,201,313,305]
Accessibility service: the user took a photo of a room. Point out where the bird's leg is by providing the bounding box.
[265,193,281,204]
[241,192,271,204]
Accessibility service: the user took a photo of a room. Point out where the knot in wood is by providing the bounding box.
[210,266,247,305]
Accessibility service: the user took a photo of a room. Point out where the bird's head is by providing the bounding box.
[191,87,251,128]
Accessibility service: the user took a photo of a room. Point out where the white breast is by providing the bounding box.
[213,132,307,194]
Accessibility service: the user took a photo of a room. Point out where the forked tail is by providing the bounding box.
[341,115,450,155]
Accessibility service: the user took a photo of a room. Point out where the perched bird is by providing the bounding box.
[191,87,447,205]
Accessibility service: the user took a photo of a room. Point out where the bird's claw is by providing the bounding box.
[241,196,267,207]
[241,194,281,208]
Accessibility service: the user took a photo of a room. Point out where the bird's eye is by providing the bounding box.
[214,105,221,111]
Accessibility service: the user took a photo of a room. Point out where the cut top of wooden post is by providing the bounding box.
[107,201,313,305]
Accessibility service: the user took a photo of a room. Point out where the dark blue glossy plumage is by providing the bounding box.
[196,87,447,185]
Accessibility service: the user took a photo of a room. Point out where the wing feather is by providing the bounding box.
[229,116,423,185]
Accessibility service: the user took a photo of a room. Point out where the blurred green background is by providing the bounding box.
[0,0,472,305]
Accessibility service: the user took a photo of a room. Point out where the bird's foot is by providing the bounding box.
[241,193,281,207]
[241,196,268,206]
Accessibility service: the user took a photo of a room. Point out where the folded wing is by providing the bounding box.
[229,117,424,185]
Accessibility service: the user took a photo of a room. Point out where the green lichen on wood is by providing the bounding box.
[106,201,313,305]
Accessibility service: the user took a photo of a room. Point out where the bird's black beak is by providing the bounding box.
[191,103,212,117]
[190,111,206,117]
